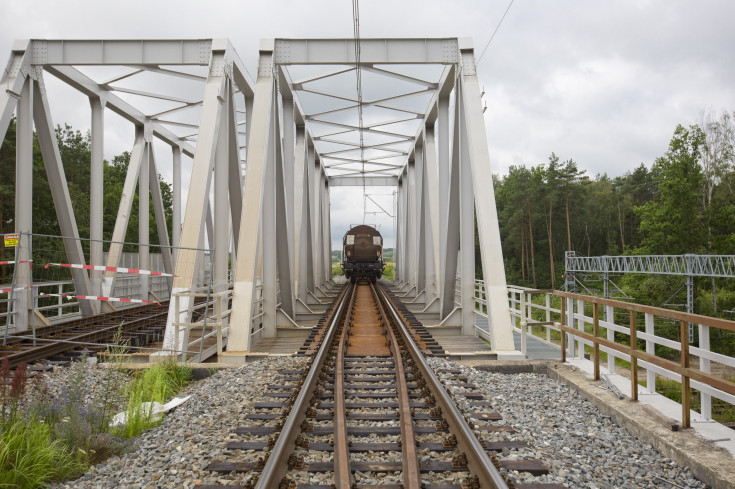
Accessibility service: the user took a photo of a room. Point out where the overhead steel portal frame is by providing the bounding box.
[0,37,517,357]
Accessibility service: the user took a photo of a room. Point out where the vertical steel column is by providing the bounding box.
[261,85,278,337]
[423,126,439,304]
[439,82,462,320]
[312,161,323,288]
[458,87,476,335]
[138,140,150,300]
[406,159,416,290]
[14,77,33,332]
[437,93,450,290]
[304,141,315,294]
[458,41,515,349]
[424,124,441,302]
[414,140,426,296]
[172,146,182,252]
[395,178,403,283]
[293,123,308,305]
[274,94,295,320]
[89,96,105,296]
[228,44,275,351]
[322,179,331,284]
[213,81,231,294]
[163,46,227,354]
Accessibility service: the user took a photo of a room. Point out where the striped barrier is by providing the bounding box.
[39,292,161,306]
[44,262,175,277]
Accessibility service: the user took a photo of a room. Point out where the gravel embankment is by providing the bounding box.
[49,357,309,489]
[45,355,710,489]
[429,357,709,489]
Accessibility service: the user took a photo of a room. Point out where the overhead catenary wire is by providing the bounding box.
[476,0,515,65]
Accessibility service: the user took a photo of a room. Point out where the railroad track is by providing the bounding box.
[1,301,170,367]
[197,282,563,489]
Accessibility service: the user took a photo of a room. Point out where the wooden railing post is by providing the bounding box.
[560,295,566,363]
[630,311,638,401]
[593,303,600,380]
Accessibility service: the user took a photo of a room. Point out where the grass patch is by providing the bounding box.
[0,417,83,489]
[117,362,192,438]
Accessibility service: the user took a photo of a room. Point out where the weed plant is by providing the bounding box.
[0,343,193,488]
[118,361,192,438]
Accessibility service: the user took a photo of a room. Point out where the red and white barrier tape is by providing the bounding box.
[39,292,161,306]
[0,285,35,294]
[0,260,32,266]
[44,262,175,277]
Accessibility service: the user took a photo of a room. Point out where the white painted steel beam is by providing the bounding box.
[458,44,514,350]
[0,42,30,151]
[102,126,145,297]
[89,97,105,296]
[274,38,459,65]
[33,74,96,316]
[229,47,276,351]
[439,82,461,320]
[328,176,398,186]
[139,141,150,300]
[163,48,228,354]
[29,39,214,66]
[14,76,33,331]
[44,66,195,157]
[148,148,174,289]
[424,125,441,299]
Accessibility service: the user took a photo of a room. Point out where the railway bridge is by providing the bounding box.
[2,37,735,489]
[0,37,520,361]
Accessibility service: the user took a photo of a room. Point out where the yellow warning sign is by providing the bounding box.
[4,234,19,247]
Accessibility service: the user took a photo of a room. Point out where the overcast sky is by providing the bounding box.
[2,0,734,251]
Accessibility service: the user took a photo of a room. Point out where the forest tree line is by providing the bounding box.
[492,110,735,318]
[0,119,174,282]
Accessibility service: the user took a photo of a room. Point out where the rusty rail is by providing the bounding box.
[371,283,421,488]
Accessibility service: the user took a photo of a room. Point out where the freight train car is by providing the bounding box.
[342,225,384,283]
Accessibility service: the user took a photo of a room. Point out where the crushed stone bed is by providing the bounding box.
[49,357,309,489]
[47,356,709,489]
[429,357,709,489]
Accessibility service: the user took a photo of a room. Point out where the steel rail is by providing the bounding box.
[334,285,357,487]
[370,283,421,488]
[377,283,511,489]
[5,311,169,367]
[1,301,167,346]
[254,284,351,489]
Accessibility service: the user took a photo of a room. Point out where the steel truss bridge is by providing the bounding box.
[0,38,518,358]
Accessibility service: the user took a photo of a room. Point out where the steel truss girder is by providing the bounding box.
[566,253,735,278]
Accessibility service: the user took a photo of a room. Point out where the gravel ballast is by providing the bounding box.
[45,356,711,489]
[49,357,309,489]
[430,357,710,489]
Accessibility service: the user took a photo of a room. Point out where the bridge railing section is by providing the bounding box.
[172,288,232,363]
[492,282,735,427]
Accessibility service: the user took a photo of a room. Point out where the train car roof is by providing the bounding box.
[343,224,382,238]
